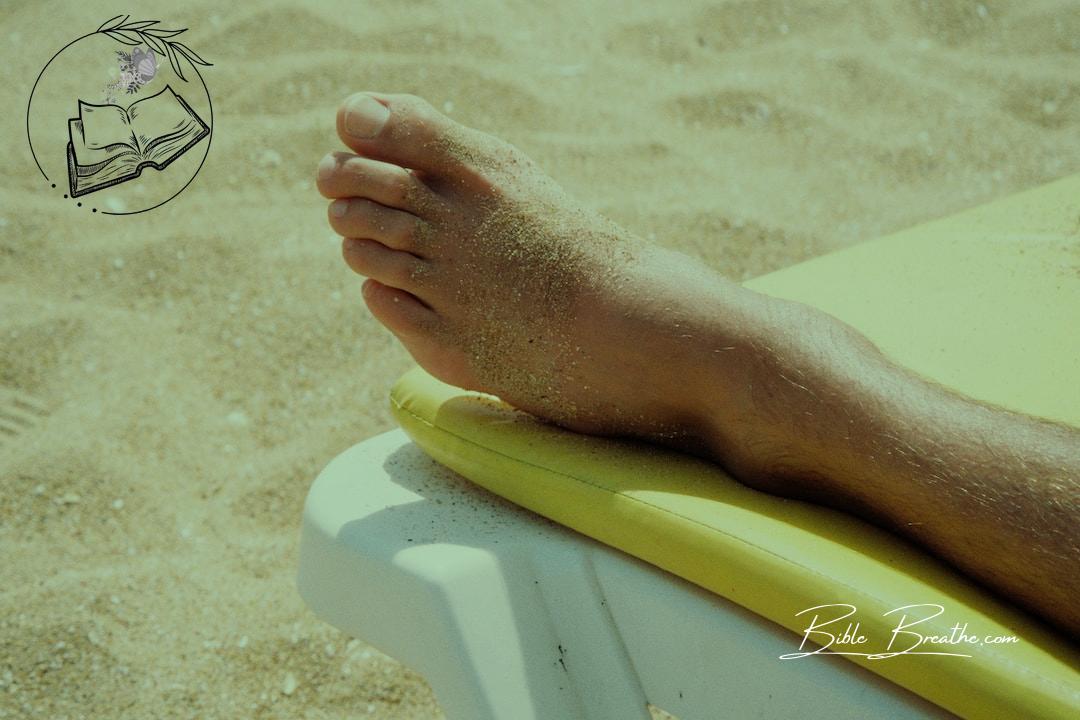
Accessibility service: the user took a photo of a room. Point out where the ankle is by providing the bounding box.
[694,290,868,491]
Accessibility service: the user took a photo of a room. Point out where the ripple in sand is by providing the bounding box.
[0,387,47,446]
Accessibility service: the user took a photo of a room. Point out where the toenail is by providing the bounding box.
[344,94,390,139]
[330,199,349,217]
[317,154,336,180]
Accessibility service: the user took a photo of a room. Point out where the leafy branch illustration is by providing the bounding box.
[97,15,211,82]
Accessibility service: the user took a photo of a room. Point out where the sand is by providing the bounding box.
[2,1,1079,717]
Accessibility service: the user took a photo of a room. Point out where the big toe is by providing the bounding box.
[336,92,482,180]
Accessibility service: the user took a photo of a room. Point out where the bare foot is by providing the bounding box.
[317,92,777,444]
[317,92,858,484]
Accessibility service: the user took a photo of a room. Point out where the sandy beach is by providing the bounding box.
[2,1,1079,717]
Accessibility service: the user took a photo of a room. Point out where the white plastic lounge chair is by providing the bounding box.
[297,174,1080,720]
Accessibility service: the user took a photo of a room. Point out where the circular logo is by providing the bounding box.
[25,15,214,216]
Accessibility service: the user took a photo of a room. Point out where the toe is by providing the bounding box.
[329,198,427,254]
[361,279,481,392]
[336,92,486,182]
[360,279,437,339]
[316,151,442,215]
[342,237,428,296]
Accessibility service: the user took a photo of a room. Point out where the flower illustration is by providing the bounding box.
[105,47,160,102]
[96,15,211,105]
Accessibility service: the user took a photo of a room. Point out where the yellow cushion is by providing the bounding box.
[390,174,1080,720]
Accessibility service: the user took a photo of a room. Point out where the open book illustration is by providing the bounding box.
[66,85,209,198]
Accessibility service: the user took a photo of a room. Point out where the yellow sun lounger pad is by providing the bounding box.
[390,174,1080,720]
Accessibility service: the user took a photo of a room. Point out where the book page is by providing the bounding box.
[127,86,199,156]
[79,100,138,151]
[69,118,135,170]
[69,118,139,192]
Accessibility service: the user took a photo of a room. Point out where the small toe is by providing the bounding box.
[316,151,441,215]
[342,237,428,295]
[361,279,480,391]
[360,279,437,338]
[329,198,427,254]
